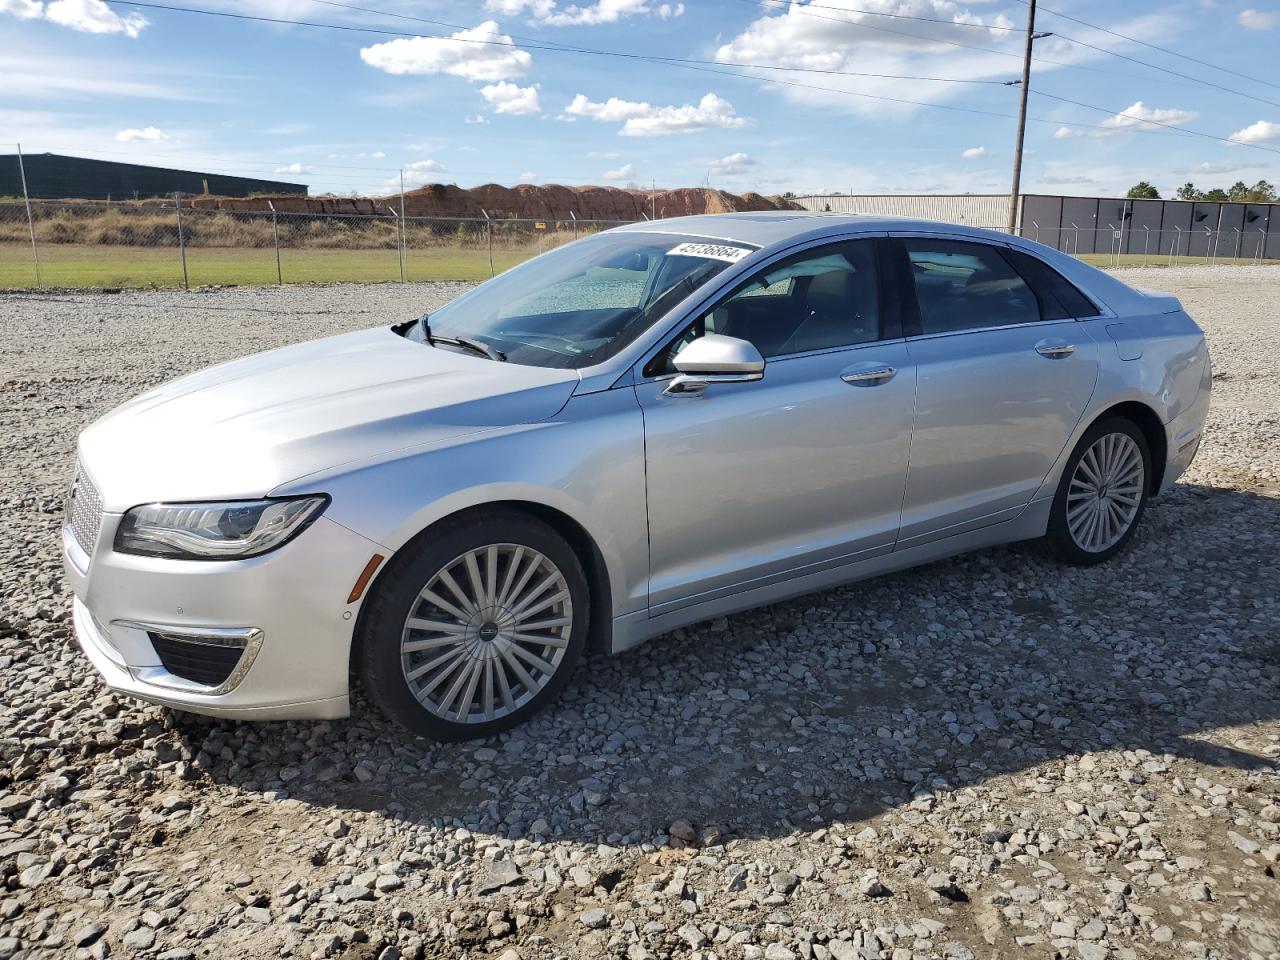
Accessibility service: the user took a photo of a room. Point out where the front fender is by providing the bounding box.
[273,388,649,621]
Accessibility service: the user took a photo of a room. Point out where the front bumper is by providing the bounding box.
[63,512,385,721]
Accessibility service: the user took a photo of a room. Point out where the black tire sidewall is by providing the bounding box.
[1047,417,1151,566]
[357,510,590,741]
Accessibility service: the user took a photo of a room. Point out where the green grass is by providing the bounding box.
[1078,252,1279,268]
[3,243,1276,290]
[0,244,538,288]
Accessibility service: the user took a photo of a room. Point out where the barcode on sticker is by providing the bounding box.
[667,242,752,263]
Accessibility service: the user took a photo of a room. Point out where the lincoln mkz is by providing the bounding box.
[64,213,1211,740]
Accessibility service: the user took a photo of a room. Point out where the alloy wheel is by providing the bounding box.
[1066,432,1145,553]
[399,544,573,724]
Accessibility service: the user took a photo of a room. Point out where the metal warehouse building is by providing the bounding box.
[0,153,308,200]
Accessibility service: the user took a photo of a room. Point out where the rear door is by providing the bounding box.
[893,236,1100,548]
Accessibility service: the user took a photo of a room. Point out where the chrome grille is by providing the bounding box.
[67,459,104,556]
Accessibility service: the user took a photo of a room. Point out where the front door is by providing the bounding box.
[634,238,916,615]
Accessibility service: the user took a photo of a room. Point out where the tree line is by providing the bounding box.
[1125,180,1277,202]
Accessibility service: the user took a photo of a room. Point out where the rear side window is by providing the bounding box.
[903,238,1039,334]
[1001,249,1098,319]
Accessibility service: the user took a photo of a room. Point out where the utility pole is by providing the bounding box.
[651,178,656,220]
[1006,0,1050,235]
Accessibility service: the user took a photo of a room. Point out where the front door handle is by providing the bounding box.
[1035,339,1075,359]
[841,363,896,386]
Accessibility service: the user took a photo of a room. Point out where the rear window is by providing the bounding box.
[1001,249,1098,319]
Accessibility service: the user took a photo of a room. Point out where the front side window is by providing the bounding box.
[420,232,754,369]
[648,240,882,374]
[905,238,1040,334]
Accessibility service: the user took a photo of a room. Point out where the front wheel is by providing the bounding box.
[358,510,589,741]
[1043,418,1151,566]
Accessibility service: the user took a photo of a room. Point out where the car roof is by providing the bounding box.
[610,211,1011,248]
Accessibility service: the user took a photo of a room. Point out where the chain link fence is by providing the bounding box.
[0,200,635,289]
[3,200,1278,290]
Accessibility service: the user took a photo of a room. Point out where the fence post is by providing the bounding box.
[16,142,42,287]
[268,201,282,285]
[174,192,189,290]
[1233,227,1242,262]
[1168,226,1181,266]
[482,209,494,278]
[398,171,407,283]
[1142,226,1150,267]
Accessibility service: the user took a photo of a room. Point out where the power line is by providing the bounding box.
[1030,90,1280,155]
[99,0,1275,155]
[745,0,1280,108]
[1045,29,1280,110]
[101,0,1006,86]
[1019,0,1280,93]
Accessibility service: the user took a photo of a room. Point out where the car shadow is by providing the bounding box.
[168,479,1280,846]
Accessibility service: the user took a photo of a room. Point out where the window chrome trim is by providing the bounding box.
[901,317,1078,343]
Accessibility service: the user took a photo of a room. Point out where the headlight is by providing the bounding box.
[114,496,329,560]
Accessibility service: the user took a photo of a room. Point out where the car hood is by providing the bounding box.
[79,327,580,507]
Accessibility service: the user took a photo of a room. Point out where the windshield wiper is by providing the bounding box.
[418,315,506,362]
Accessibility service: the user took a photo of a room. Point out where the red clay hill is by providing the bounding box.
[176,183,801,220]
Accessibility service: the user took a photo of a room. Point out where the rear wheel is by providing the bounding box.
[1043,418,1151,566]
[358,510,589,741]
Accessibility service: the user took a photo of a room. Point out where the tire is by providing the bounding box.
[1042,417,1151,566]
[357,509,590,741]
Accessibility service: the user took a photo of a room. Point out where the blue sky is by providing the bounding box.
[3,0,1279,198]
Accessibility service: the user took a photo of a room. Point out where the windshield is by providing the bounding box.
[415,231,755,369]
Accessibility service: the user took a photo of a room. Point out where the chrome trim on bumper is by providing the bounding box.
[114,621,265,696]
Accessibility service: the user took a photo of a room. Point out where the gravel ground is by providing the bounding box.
[1,267,1278,960]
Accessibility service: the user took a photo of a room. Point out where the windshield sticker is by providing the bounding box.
[667,241,752,263]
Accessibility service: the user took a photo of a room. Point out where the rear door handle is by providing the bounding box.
[1035,339,1075,359]
[841,363,896,386]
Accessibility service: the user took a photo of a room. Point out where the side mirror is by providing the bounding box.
[665,334,765,396]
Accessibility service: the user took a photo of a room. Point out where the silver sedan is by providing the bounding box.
[63,213,1211,740]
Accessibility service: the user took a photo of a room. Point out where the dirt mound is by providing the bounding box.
[172,183,800,220]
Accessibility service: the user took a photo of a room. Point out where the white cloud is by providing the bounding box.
[961,146,986,159]
[114,126,168,142]
[1055,101,1196,139]
[0,0,43,19]
[543,0,683,25]
[2,0,148,35]
[274,162,313,174]
[392,158,448,189]
[464,114,489,124]
[708,152,755,175]
[484,0,555,15]
[1228,119,1280,144]
[1238,8,1278,30]
[44,0,147,36]
[562,92,746,136]
[479,80,541,115]
[603,163,637,180]
[360,21,532,82]
[486,0,683,24]
[1039,174,1096,185]
[518,170,536,181]
[712,2,1183,118]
